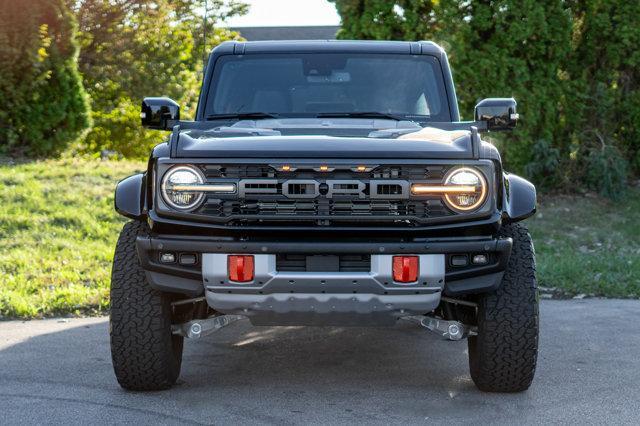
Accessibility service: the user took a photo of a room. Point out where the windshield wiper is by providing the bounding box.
[315,111,408,121]
[206,112,280,121]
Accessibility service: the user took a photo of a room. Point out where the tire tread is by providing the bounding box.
[469,222,539,392]
[110,221,182,391]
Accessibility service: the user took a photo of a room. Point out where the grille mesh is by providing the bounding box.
[276,254,371,272]
[195,164,455,226]
[201,199,449,218]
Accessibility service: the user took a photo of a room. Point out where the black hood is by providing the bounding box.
[170,119,500,160]
[176,134,473,159]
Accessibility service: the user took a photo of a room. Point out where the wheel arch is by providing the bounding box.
[502,173,536,223]
[115,173,147,220]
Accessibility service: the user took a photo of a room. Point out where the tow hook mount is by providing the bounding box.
[172,315,246,339]
[404,315,475,341]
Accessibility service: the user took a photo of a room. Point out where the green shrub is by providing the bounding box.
[0,0,90,156]
[580,134,628,200]
[81,98,164,159]
[525,139,561,190]
[332,0,572,178]
[331,0,640,197]
[564,0,639,185]
[331,1,438,40]
[72,1,245,158]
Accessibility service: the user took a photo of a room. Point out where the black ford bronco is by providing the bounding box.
[110,40,538,393]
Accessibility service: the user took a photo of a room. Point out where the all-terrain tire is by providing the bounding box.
[468,222,539,392]
[110,220,183,391]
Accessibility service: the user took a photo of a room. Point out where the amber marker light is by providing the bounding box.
[281,165,291,172]
[356,165,367,172]
[319,165,329,172]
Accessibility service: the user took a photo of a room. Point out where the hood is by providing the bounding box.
[176,134,474,159]
[174,120,483,159]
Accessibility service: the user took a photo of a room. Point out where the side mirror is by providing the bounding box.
[474,98,518,131]
[141,97,180,130]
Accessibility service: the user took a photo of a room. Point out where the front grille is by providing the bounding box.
[188,163,463,227]
[203,165,275,179]
[276,254,371,272]
[201,199,449,218]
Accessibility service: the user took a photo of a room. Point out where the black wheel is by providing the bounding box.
[110,221,183,391]
[468,222,539,392]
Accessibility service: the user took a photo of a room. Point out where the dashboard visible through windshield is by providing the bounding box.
[205,53,451,122]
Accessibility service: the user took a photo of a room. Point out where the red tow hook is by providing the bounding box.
[392,256,419,283]
[228,255,254,282]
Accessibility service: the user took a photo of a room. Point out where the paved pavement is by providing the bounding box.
[0,299,639,425]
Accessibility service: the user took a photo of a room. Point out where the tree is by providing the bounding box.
[331,0,573,182]
[0,0,91,156]
[562,0,639,197]
[70,0,247,157]
[331,0,639,196]
[439,0,572,179]
[331,0,439,41]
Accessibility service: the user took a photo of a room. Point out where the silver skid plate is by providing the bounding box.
[201,254,445,326]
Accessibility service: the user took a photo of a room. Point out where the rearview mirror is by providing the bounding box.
[141,97,180,130]
[474,98,518,131]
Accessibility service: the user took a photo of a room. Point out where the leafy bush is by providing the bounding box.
[0,0,90,156]
[564,1,638,192]
[525,139,561,190]
[330,0,639,197]
[72,1,245,158]
[332,0,571,177]
[580,133,628,200]
[332,1,437,40]
[81,98,164,159]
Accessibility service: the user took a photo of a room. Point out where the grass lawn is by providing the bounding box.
[0,159,638,318]
[0,159,143,318]
[528,191,640,298]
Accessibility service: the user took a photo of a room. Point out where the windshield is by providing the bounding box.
[205,53,451,121]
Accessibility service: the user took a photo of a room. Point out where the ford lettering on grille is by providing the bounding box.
[238,179,410,199]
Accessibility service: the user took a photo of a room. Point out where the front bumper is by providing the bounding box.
[137,236,512,291]
[203,253,443,325]
[136,236,511,325]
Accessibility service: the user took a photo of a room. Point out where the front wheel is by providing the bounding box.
[468,222,539,392]
[110,221,183,391]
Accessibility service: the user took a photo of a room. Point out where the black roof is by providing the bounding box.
[214,40,445,56]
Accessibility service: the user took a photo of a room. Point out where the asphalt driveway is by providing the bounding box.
[1,299,639,425]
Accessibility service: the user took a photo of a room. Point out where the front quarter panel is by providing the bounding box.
[115,173,146,220]
[502,173,536,222]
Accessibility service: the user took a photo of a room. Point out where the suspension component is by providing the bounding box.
[404,315,475,341]
[172,315,246,339]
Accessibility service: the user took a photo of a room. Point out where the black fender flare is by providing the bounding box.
[115,173,147,220]
[502,173,536,222]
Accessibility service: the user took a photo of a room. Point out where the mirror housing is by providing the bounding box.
[141,97,180,130]
[474,98,518,131]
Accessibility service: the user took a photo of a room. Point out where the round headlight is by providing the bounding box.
[443,167,488,212]
[161,165,205,211]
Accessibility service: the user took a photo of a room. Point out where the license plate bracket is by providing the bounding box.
[305,255,340,272]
